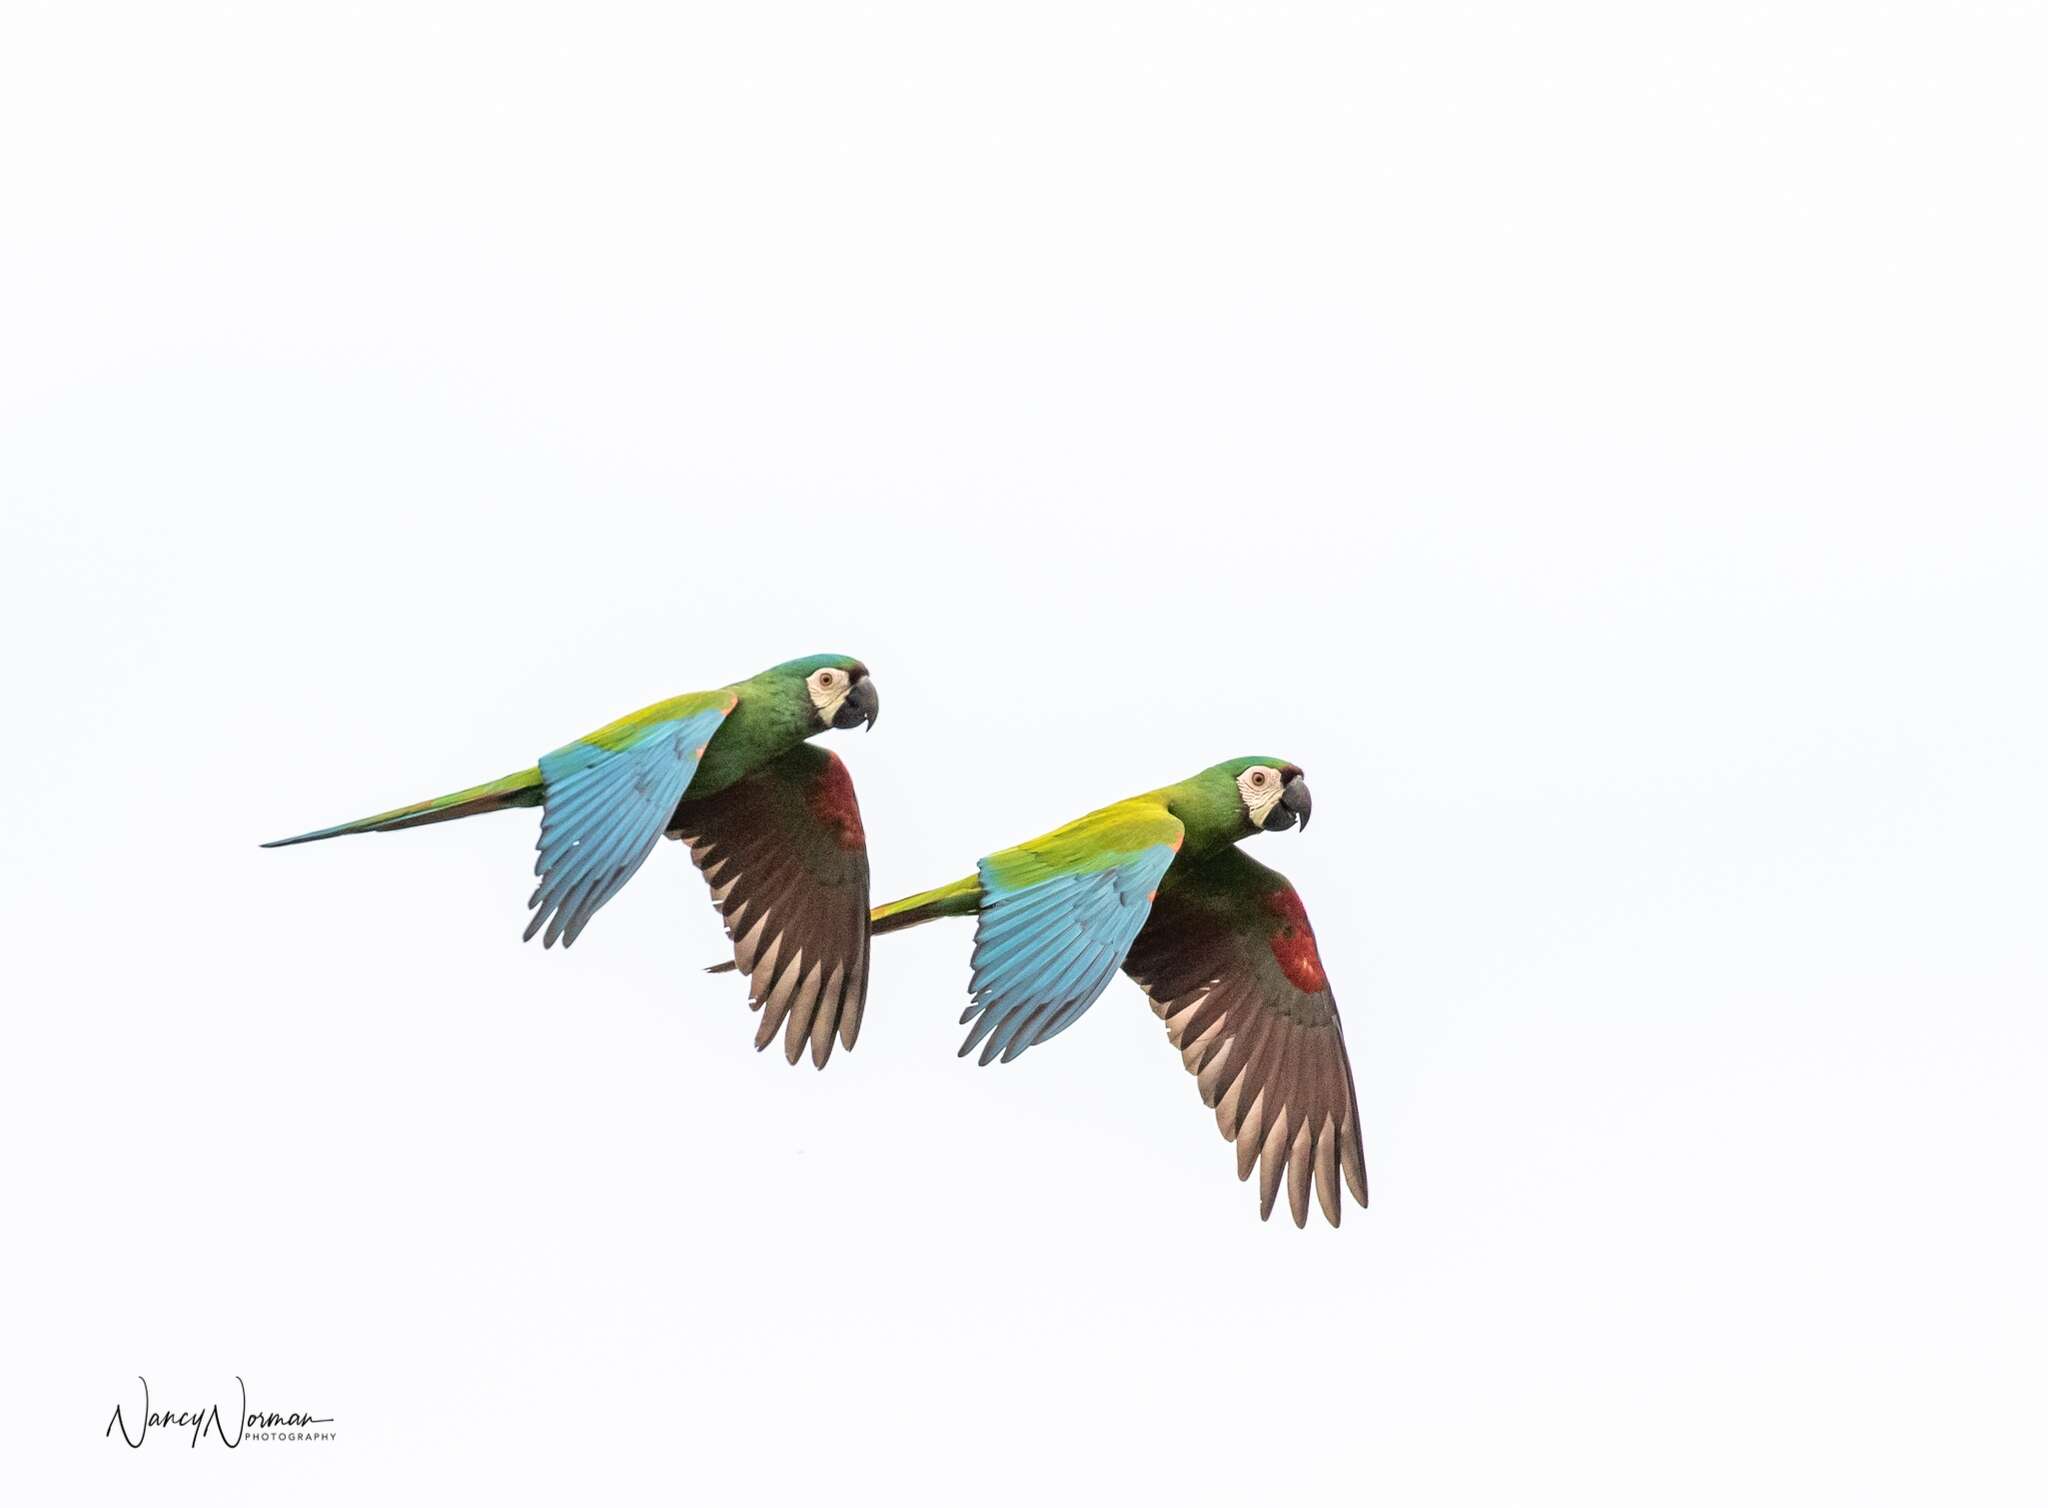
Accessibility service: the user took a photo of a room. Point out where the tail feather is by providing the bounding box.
[871,874,982,935]
[263,766,544,848]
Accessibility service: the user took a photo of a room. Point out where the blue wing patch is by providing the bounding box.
[524,705,731,947]
[959,845,1178,1065]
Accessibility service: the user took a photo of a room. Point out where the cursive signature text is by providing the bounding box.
[105,1376,335,1448]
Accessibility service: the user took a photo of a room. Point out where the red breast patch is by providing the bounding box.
[1264,888,1327,992]
[808,754,866,851]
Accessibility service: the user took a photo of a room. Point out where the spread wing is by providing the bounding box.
[670,743,871,1068]
[524,692,736,948]
[1122,847,1366,1228]
[958,799,1182,1066]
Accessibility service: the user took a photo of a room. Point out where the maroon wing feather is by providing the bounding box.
[1122,847,1367,1227]
[668,744,871,1068]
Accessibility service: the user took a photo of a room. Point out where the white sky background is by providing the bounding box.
[2,2,2043,1503]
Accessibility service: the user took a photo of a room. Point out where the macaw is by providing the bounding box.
[869,757,1366,1226]
[266,654,881,1067]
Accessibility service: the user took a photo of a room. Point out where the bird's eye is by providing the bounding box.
[1251,771,1267,785]
[819,671,835,686]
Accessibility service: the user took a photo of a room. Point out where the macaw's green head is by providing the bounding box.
[763,653,880,732]
[1211,755,1313,833]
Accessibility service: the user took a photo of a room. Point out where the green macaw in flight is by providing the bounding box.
[266,654,881,1067]
[869,757,1366,1227]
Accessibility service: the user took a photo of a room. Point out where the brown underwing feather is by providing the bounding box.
[1124,846,1367,1228]
[1257,1104,1291,1221]
[1314,1109,1341,1227]
[1287,1115,1315,1228]
[669,744,871,1069]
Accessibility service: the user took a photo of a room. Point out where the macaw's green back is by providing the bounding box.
[868,765,1250,938]
[871,794,1186,935]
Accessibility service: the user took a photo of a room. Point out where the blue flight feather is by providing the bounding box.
[959,845,1176,1064]
[523,705,730,948]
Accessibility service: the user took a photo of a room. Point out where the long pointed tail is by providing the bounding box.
[871,874,981,935]
[262,766,544,848]
[705,873,980,974]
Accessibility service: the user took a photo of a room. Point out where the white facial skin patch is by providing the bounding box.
[1237,765,1285,827]
[807,667,852,722]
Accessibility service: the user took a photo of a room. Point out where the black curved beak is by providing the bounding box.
[833,674,880,731]
[1279,774,1312,832]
